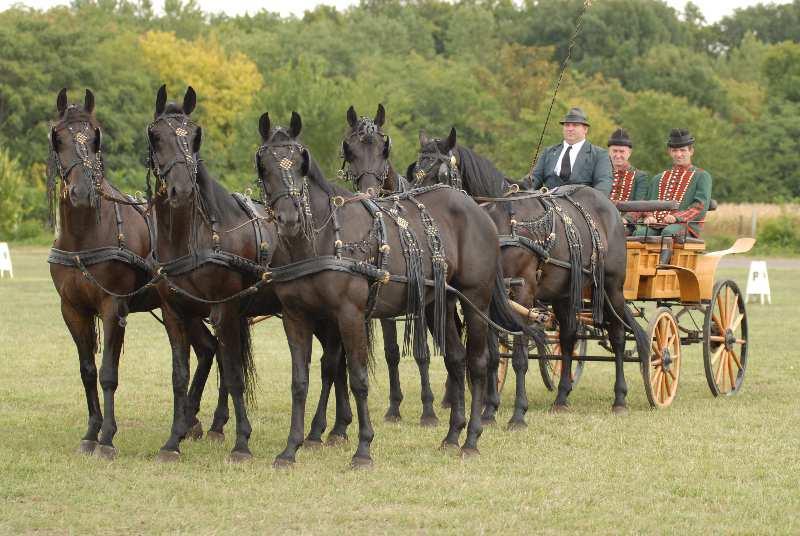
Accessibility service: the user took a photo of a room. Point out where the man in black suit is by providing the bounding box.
[530,107,612,196]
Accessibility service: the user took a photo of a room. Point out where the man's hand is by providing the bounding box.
[643,216,656,225]
[663,214,677,224]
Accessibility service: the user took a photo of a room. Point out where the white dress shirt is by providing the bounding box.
[553,138,586,176]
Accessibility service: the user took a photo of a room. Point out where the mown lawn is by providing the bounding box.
[0,246,797,534]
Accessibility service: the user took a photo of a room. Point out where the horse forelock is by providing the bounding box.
[54,105,98,130]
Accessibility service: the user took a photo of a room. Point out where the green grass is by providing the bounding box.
[1,246,797,534]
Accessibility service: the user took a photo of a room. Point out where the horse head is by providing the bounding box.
[340,104,391,196]
[147,85,202,207]
[49,88,103,209]
[254,111,312,238]
[408,127,460,189]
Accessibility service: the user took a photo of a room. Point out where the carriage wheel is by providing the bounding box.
[641,307,681,408]
[539,325,587,392]
[703,280,748,396]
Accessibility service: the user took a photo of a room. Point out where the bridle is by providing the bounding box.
[412,144,461,190]
[145,112,199,201]
[338,117,391,193]
[47,109,104,225]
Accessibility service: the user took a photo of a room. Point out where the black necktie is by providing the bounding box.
[560,145,572,180]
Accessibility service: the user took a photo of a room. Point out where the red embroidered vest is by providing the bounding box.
[654,166,695,222]
[610,169,636,202]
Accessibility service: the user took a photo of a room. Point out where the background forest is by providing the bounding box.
[2,0,800,241]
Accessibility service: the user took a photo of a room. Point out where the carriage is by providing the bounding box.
[497,207,754,409]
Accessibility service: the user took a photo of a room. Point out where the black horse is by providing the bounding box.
[145,86,352,462]
[255,111,538,467]
[339,104,438,426]
[410,128,648,423]
[47,88,222,459]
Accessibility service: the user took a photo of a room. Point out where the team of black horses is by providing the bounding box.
[48,86,647,468]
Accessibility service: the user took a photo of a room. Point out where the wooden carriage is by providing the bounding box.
[499,230,754,409]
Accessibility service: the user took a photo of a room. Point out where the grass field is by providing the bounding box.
[1,246,797,534]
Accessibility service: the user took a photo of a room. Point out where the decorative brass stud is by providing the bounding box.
[279,157,293,170]
[175,127,188,137]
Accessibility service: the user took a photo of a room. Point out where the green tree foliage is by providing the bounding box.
[0,148,25,237]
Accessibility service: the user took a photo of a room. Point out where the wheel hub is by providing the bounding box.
[724,328,736,350]
[662,348,672,371]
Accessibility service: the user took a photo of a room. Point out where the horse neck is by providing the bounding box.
[55,184,117,251]
[152,191,200,262]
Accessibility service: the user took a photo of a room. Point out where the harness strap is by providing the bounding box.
[232,192,270,266]
[157,248,266,278]
[49,246,150,274]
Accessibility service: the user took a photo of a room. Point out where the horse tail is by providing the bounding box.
[624,303,649,366]
[239,315,258,406]
[489,258,548,352]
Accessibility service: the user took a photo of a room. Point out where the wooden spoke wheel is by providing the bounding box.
[642,307,681,408]
[539,325,587,392]
[703,280,748,396]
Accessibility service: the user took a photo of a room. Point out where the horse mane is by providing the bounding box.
[454,145,508,198]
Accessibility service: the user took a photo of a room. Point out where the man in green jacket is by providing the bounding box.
[608,128,650,235]
[530,107,613,196]
[634,128,712,263]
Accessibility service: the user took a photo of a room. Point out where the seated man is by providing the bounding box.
[634,128,712,263]
[607,128,649,234]
[530,107,612,196]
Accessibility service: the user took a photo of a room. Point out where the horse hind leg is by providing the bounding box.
[437,297,467,451]
[481,328,501,425]
[552,300,577,412]
[185,318,222,440]
[508,335,530,429]
[459,292,490,456]
[61,302,102,455]
[606,290,630,414]
[380,318,403,422]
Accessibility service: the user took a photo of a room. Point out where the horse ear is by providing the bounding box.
[93,127,102,153]
[84,89,95,114]
[155,84,167,117]
[374,104,385,127]
[192,126,202,153]
[259,113,270,142]
[445,127,457,151]
[183,86,196,115]
[289,111,302,138]
[347,105,358,128]
[419,130,429,147]
[56,88,68,116]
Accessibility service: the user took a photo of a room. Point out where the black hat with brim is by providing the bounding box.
[559,107,590,126]
[667,128,694,148]
[608,128,632,148]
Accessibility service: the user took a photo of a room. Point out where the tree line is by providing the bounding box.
[2,0,800,237]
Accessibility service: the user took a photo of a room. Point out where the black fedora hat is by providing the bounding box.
[559,107,590,126]
[667,128,694,148]
[607,128,632,148]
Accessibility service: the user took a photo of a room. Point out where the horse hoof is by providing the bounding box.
[460,447,480,459]
[186,422,203,441]
[481,416,497,427]
[612,405,629,416]
[304,438,324,449]
[420,415,439,428]
[77,440,97,455]
[549,404,571,414]
[507,419,527,431]
[206,430,225,442]
[94,444,118,460]
[326,433,348,446]
[350,456,373,469]
[156,449,181,463]
[272,457,294,469]
[384,412,401,423]
[227,450,253,463]
[439,441,460,454]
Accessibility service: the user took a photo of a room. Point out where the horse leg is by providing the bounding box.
[95,299,127,459]
[552,300,577,411]
[381,318,403,422]
[460,294,489,456]
[327,331,352,443]
[274,310,313,466]
[307,321,349,446]
[62,302,102,454]
[481,328,500,425]
[606,291,630,414]
[508,335,530,429]
[185,319,220,440]
[337,308,374,468]
[416,311,438,427]
[157,305,192,461]
[439,298,466,450]
[212,303,255,462]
